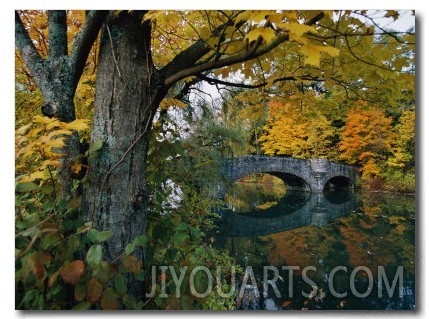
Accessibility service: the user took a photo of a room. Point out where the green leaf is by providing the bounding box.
[172,140,185,156]
[72,301,92,310]
[87,229,99,243]
[190,227,201,241]
[93,261,115,284]
[122,294,136,309]
[87,229,112,243]
[176,222,188,231]
[134,270,146,282]
[96,230,113,242]
[74,282,87,301]
[114,275,127,296]
[15,181,39,193]
[173,230,187,245]
[87,139,103,155]
[125,243,135,255]
[86,244,102,268]
[133,234,148,247]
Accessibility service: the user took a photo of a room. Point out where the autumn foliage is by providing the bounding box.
[259,97,335,159]
[338,102,396,184]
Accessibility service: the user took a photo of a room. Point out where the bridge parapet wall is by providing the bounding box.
[220,156,356,196]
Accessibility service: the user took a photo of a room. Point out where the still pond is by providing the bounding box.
[215,174,415,310]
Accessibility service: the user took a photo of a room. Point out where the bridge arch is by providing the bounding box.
[219,156,356,197]
[267,172,310,192]
[323,175,355,190]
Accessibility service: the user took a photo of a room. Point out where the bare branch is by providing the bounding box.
[344,35,393,71]
[197,73,324,90]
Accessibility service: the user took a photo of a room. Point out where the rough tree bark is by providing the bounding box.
[80,11,167,261]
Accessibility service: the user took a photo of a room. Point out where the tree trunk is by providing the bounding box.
[81,12,166,278]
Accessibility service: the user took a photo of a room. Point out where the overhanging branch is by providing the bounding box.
[164,11,325,88]
[164,33,279,87]
[197,73,324,90]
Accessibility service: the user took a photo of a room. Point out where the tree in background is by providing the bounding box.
[338,101,397,186]
[259,94,336,159]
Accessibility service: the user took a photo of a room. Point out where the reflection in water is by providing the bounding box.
[216,191,415,310]
[219,191,360,237]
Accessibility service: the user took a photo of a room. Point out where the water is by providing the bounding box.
[215,187,415,310]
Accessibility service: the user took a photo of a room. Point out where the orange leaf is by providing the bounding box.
[22,252,51,281]
[87,278,103,303]
[48,270,60,288]
[101,287,119,310]
[60,260,85,285]
[122,255,141,274]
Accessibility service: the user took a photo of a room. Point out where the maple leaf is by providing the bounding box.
[245,27,276,44]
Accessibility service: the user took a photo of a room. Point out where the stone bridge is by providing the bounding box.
[218,156,357,196]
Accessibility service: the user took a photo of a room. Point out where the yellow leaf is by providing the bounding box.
[64,119,89,131]
[300,45,338,67]
[279,23,315,42]
[143,10,164,22]
[300,45,321,67]
[71,163,84,174]
[20,170,46,182]
[319,46,339,57]
[46,119,62,130]
[47,130,74,140]
[385,10,399,21]
[33,115,52,124]
[245,27,276,44]
[184,76,197,83]
[235,11,250,24]
[160,98,187,110]
[27,127,43,138]
[16,124,32,136]
[214,67,230,78]
[48,137,66,149]
[284,11,298,22]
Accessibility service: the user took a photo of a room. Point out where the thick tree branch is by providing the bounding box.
[164,34,284,87]
[47,11,68,58]
[161,39,211,84]
[15,11,43,83]
[70,10,108,91]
